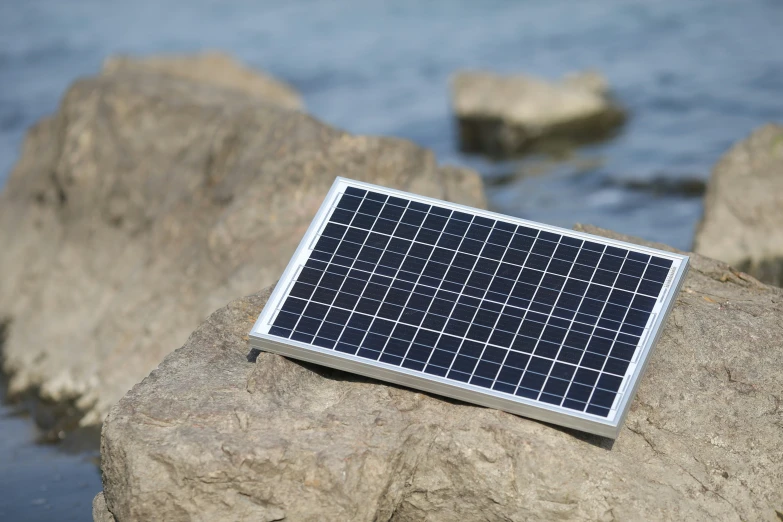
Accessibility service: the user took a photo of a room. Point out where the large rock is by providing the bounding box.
[451,71,626,157]
[693,124,783,286]
[0,55,485,426]
[102,52,304,111]
[97,227,782,521]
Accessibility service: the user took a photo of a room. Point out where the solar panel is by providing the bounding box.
[249,178,688,438]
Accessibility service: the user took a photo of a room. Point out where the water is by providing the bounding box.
[0,0,781,519]
[0,391,101,521]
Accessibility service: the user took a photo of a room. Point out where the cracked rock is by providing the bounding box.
[98,226,782,521]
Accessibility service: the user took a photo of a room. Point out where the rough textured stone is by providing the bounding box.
[98,227,782,521]
[92,492,115,522]
[0,55,485,426]
[451,70,626,157]
[694,124,783,287]
[102,52,304,111]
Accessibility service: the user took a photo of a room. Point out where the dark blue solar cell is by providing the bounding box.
[487,229,513,247]
[614,274,640,292]
[598,254,624,271]
[520,371,546,390]
[474,360,501,379]
[510,234,535,251]
[580,352,607,370]
[620,259,646,278]
[631,294,656,313]
[459,238,484,255]
[496,263,521,280]
[541,273,566,291]
[337,194,363,211]
[566,383,592,402]
[351,213,376,230]
[627,251,650,263]
[466,223,492,241]
[586,284,610,301]
[544,377,569,396]
[563,279,588,296]
[333,291,357,309]
[379,203,405,221]
[466,324,492,342]
[503,248,528,266]
[650,256,673,268]
[401,209,426,226]
[429,350,454,368]
[319,322,344,340]
[330,208,354,225]
[571,263,597,281]
[437,233,462,250]
[638,279,664,297]
[449,370,471,383]
[592,269,618,286]
[395,223,418,239]
[372,218,397,235]
[610,342,636,360]
[590,389,616,408]
[557,347,582,364]
[581,241,605,253]
[497,366,523,386]
[532,239,557,256]
[304,302,329,320]
[586,404,610,417]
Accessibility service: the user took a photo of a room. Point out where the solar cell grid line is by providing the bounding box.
[496,230,562,400]
[340,193,414,360]
[250,177,689,439]
[376,205,456,366]
[448,219,512,385]
[408,213,479,377]
[585,256,657,413]
[562,247,633,413]
[445,224,534,387]
[559,247,630,415]
[526,234,599,408]
[315,190,399,356]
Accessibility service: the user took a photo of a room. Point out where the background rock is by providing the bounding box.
[99,228,782,521]
[102,52,305,111]
[451,70,626,157]
[693,124,783,286]
[0,54,485,426]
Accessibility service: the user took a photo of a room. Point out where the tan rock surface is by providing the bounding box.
[98,226,782,521]
[694,124,783,286]
[0,55,485,425]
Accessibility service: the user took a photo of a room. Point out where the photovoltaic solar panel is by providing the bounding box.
[249,178,688,438]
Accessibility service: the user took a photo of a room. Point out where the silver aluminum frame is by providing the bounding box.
[249,177,689,439]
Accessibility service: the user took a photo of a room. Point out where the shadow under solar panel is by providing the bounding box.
[250,178,688,438]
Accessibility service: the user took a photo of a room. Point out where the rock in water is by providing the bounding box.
[98,227,782,521]
[0,54,485,426]
[451,70,626,157]
[694,124,783,286]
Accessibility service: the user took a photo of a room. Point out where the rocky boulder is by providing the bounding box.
[0,54,485,426]
[693,124,783,286]
[451,71,626,157]
[102,52,304,111]
[96,226,782,521]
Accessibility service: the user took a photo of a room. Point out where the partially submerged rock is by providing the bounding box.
[0,54,485,426]
[694,124,783,286]
[451,70,626,157]
[97,227,782,521]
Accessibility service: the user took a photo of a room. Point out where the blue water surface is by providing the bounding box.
[0,0,781,519]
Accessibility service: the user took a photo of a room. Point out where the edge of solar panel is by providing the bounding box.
[249,177,689,439]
